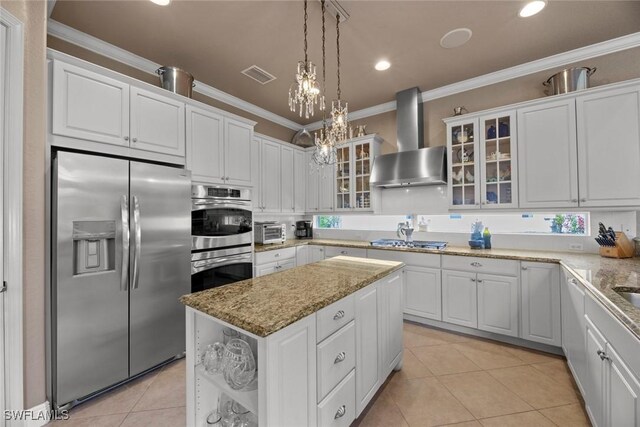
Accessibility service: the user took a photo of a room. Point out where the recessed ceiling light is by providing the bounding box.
[150,0,171,6]
[375,60,391,71]
[440,28,472,49]
[519,0,547,17]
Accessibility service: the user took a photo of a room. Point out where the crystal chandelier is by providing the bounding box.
[288,0,322,119]
[312,0,337,167]
[330,13,348,143]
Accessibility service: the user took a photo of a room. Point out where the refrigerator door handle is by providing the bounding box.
[132,195,142,290]
[120,195,130,291]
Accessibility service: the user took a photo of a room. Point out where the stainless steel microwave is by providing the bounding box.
[254,222,286,245]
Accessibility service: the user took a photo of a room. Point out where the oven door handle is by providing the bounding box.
[191,253,253,275]
[192,200,252,210]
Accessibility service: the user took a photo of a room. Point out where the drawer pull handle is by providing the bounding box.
[470,278,476,282]
[521,266,528,271]
[334,405,346,419]
[597,349,611,361]
[333,310,345,320]
[471,262,482,267]
[568,278,578,285]
[275,253,280,257]
[340,250,348,255]
[334,352,346,364]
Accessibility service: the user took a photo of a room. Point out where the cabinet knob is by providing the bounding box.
[132,137,137,143]
[471,262,482,267]
[571,199,578,203]
[597,349,611,361]
[334,405,346,419]
[333,310,345,320]
[334,352,346,364]
[124,136,129,141]
[521,266,528,271]
[568,278,578,285]
[274,253,280,257]
[470,278,476,282]
[477,279,483,283]
[340,250,348,255]
[580,198,586,202]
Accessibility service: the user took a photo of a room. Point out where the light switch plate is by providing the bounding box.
[569,243,584,251]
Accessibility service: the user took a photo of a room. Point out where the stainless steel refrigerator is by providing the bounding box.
[51,151,191,409]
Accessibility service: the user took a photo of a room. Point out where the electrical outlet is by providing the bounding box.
[569,243,584,251]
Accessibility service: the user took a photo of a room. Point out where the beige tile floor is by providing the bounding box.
[51,321,591,426]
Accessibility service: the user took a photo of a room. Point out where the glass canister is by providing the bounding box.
[202,342,226,374]
[222,339,256,390]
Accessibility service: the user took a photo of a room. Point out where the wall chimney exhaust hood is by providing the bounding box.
[370,87,447,188]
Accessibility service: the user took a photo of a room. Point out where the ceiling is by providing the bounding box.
[51,1,640,125]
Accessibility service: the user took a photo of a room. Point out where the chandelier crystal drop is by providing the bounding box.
[312,0,337,168]
[288,0,321,119]
[330,13,348,143]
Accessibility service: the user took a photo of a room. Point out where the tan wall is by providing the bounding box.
[3,0,47,409]
[47,36,297,142]
[350,46,640,151]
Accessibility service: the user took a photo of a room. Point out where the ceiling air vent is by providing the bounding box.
[241,65,276,85]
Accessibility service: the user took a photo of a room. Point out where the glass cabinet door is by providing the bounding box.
[481,112,517,208]
[449,120,479,208]
[335,144,351,209]
[353,141,372,210]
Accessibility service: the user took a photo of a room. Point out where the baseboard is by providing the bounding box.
[21,401,52,427]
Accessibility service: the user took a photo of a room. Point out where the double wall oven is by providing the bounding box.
[191,185,253,292]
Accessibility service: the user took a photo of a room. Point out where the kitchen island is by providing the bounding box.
[181,256,404,427]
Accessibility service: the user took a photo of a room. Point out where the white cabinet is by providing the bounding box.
[447,118,480,209]
[520,262,561,346]
[294,150,307,213]
[255,263,277,277]
[308,246,325,263]
[477,273,519,337]
[306,151,320,212]
[52,60,130,147]
[354,285,380,415]
[517,99,579,208]
[606,344,640,427]
[319,166,336,212]
[576,86,640,207]
[186,106,224,183]
[442,270,478,328]
[561,271,586,393]
[584,315,607,426]
[281,146,295,213]
[130,86,185,157]
[323,246,367,259]
[260,139,282,213]
[296,246,308,267]
[403,266,442,321]
[225,119,254,186]
[378,272,403,375]
[335,136,382,211]
[251,137,262,208]
[254,248,296,277]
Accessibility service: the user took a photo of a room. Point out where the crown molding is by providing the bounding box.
[307,31,640,130]
[47,19,303,131]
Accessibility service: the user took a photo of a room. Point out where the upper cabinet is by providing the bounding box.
[517,99,578,208]
[576,86,640,207]
[447,118,480,209]
[52,60,185,160]
[335,136,381,212]
[224,119,254,187]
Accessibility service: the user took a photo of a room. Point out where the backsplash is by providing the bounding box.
[253,214,312,239]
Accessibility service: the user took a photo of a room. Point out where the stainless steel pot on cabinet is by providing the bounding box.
[543,67,596,96]
[156,66,195,98]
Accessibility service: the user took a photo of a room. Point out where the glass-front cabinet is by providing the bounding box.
[480,111,518,208]
[447,118,480,209]
[446,111,518,209]
[335,135,382,211]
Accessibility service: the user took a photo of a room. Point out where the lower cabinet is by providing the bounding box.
[324,246,367,259]
[442,270,478,328]
[561,270,587,393]
[378,272,403,374]
[521,262,561,346]
[308,246,326,263]
[606,344,640,427]
[354,285,380,415]
[477,273,519,337]
[584,315,606,426]
[403,266,442,321]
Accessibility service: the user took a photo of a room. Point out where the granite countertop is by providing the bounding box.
[180,256,404,337]
[256,239,640,340]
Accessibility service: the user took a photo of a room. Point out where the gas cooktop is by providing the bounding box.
[370,239,448,250]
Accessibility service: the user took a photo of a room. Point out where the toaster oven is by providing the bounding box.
[254,222,286,245]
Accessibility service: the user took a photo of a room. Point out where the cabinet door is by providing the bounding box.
[130,87,185,157]
[308,246,325,263]
[576,86,640,207]
[186,106,224,184]
[295,246,308,266]
[562,273,587,394]
[442,270,477,328]
[355,285,380,416]
[225,118,254,186]
[606,345,640,427]
[448,118,480,209]
[52,61,130,146]
[403,266,442,321]
[261,140,282,213]
[293,150,307,213]
[277,258,296,272]
[477,273,519,337]
[353,139,374,211]
[335,143,352,210]
[517,100,578,208]
[480,112,518,208]
[281,145,295,213]
[255,262,277,277]
[251,137,262,211]
[584,316,606,427]
[378,272,403,376]
[306,151,320,212]
[319,164,336,212]
[521,262,561,346]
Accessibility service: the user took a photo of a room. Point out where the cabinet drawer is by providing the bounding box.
[324,246,367,259]
[317,321,355,402]
[442,255,518,276]
[317,294,355,343]
[318,369,355,427]
[367,249,440,268]
[254,247,296,265]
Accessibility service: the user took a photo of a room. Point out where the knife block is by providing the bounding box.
[599,232,635,259]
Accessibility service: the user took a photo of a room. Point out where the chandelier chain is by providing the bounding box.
[303,0,308,63]
[336,14,341,100]
[321,0,327,124]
